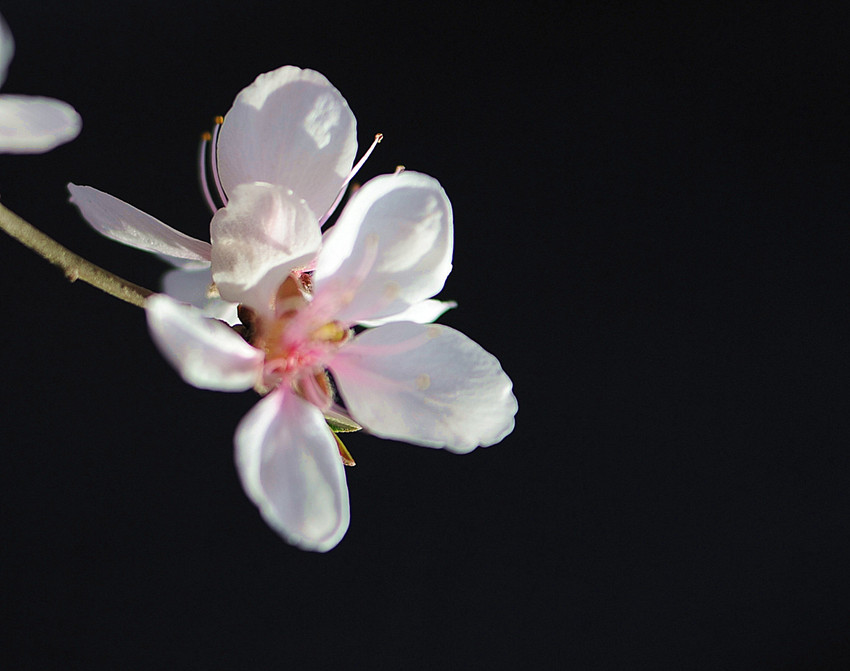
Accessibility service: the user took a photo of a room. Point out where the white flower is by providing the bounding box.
[0,13,81,153]
[68,65,366,324]
[147,170,517,552]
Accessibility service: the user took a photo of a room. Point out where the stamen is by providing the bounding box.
[311,321,347,343]
[298,271,313,294]
[198,132,217,214]
[210,116,228,205]
[348,133,383,183]
[319,132,383,226]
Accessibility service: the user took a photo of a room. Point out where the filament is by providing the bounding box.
[198,132,217,214]
[319,133,383,226]
[210,116,228,205]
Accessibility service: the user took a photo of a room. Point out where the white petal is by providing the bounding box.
[0,13,14,88]
[0,94,81,153]
[161,266,240,325]
[217,66,356,220]
[313,172,453,325]
[145,294,263,391]
[329,322,517,453]
[0,15,80,153]
[358,299,457,327]
[235,387,350,552]
[210,182,322,312]
[156,255,210,271]
[68,184,211,262]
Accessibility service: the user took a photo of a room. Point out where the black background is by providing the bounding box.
[2,2,849,668]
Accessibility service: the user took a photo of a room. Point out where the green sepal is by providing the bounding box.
[324,412,362,433]
[332,431,356,466]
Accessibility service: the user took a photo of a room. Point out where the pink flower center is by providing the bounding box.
[240,272,349,408]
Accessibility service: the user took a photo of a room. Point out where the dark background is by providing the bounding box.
[2,2,848,668]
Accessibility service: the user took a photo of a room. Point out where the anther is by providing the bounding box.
[347,133,383,181]
[311,322,347,343]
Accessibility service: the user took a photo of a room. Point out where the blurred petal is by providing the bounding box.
[0,13,14,88]
[68,184,211,262]
[161,266,240,325]
[0,94,81,153]
[330,322,517,453]
[358,299,457,327]
[146,294,262,391]
[156,254,210,271]
[313,172,453,325]
[235,387,350,552]
[210,182,321,312]
[217,66,356,219]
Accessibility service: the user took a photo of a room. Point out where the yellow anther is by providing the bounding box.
[312,322,347,342]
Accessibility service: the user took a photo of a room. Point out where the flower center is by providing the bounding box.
[240,273,349,405]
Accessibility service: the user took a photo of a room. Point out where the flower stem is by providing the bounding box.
[0,201,154,308]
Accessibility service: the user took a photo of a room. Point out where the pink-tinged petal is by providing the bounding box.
[145,294,263,391]
[329,322,517,453]
[161,266,240,325]
[68,184,211,262]
[156,255,210,271]
[313,172,453,325]
[235,387,350,552]
[0,14,12,88]
[217,66,356,219]
[210,182,321,313]
[0,94,81,153]
[0,16,80,153]
[357,299,457,327]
